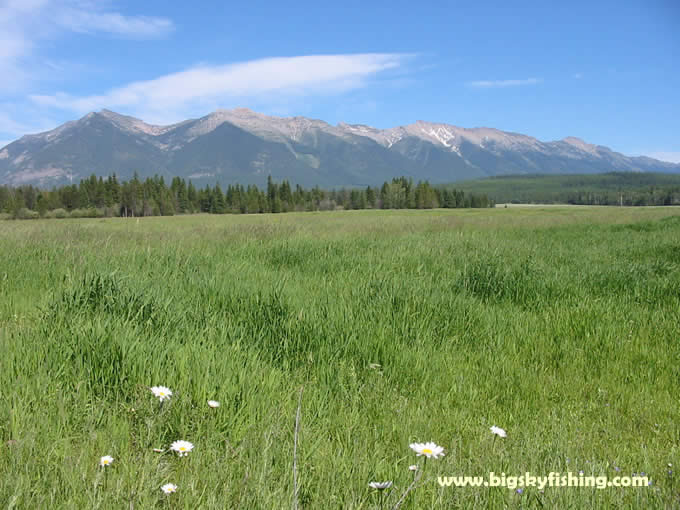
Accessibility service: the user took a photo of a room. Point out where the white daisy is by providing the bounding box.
[150,386,172,402]
[170,440,194,456]
[207,400,220,408]
[161,483,177,494]
[490,425,507,438]
[408,465,418,471]
[409,442,445,459]
[369,481,393,490]
[100,455,114,467]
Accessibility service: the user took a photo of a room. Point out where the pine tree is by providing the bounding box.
[213,184,225,213]
[366,186,376,208]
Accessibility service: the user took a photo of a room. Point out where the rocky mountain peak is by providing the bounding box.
[1,108,677,188]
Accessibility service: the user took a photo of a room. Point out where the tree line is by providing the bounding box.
[0,174,493,219]
[454,172,680,206]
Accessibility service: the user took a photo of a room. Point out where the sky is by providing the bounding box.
[0,0,678,162]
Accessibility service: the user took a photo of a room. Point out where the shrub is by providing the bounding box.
[70,208,87,218]
[16,207,39,219]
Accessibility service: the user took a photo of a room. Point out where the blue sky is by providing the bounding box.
[1,0,678,162]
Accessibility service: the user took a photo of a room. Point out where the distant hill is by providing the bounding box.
[452,172,680,206]
[1,108,678,188]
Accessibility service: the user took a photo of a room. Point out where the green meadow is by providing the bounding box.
[1,207,679,509]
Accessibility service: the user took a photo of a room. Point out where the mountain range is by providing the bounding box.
[1,108,678,188]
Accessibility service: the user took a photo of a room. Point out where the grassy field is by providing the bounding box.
[1,207,679,509]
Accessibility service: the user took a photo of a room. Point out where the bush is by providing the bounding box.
[318,199,336,211]
[103,206,119,217]
[46,208,68,219]
[16,207,39,220]
[0,212,11,220]
[89,207,107,218]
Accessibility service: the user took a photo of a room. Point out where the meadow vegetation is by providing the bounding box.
[1,207,679,508]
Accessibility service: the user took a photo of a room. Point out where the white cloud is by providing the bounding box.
[29,54,408,123]
[54,4,173,38]
[0,103,60,144]
[0,0,174,140]
[0,110,30,135]
[467,78,542,88]
[0,0,173,91]
[645,151,680,163]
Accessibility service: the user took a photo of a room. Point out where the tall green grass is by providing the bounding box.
[1,207,679,508]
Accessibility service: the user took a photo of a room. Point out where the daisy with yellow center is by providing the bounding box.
[161,483,178,494]
[150,386,172,402]
[409,442,445,459]
[100,455,114,467]
[170,440,194,457]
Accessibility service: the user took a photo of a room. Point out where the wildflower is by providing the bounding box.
[150,386,172,402]
[369,481,393,490]
[409,442,445,459]
[614,466,621,472]
[368,363,381,370]
[516,488,524,495]
[579,470,584,475]
[170,440,194,457]
[161,483,177,494]
[408,465,418,471]
[207,400,220,408]
[153,448,164,453]
[490,425,507,438]
[100,455,114,467]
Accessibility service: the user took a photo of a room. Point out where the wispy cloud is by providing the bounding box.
[645,151,680,163]
[0,101,61,143]
[30,54,409,124]
[0,0,173,92]
[467,78,542,88]
[53,3,174,39]
[0,0,174,141]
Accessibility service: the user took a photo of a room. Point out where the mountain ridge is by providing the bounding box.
[1,109,678,188]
